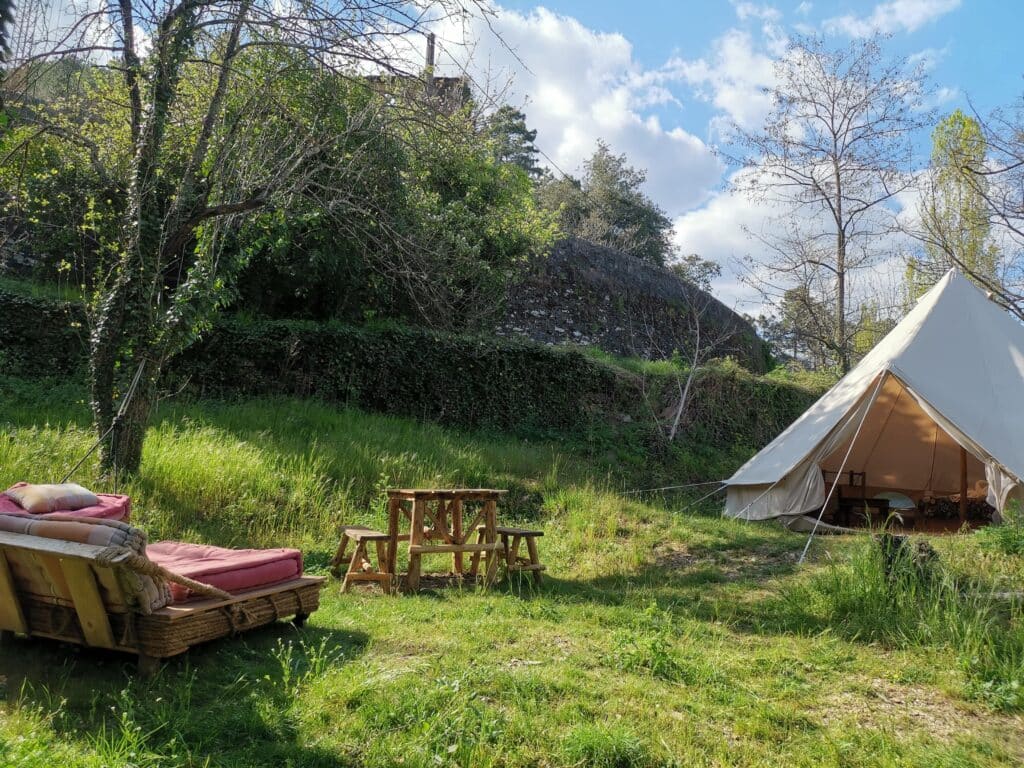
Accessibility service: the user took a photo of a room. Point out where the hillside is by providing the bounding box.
[497,238,771,373]
[0,282,819,483]
[1,377,1022,767]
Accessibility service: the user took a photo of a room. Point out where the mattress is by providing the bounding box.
[146,541,303,603]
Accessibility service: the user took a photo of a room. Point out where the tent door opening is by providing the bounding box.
[817,374,995,531]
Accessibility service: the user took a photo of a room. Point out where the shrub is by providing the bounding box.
[0,287,87,376]
[0,288,819,451]
[975,502,1024,556]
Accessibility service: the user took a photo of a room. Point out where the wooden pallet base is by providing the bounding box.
[14,578,324,667]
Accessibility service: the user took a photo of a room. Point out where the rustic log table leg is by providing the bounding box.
[452,497,464,576]
[386,497,400,583]
[407,499,425,592]
[525,535,543,585]
[483,499,499,586]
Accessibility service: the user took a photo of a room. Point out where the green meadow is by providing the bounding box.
[1,376,1022,767]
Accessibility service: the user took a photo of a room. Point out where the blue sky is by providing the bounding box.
[500,0,1018,139]
[431,1,1023,311]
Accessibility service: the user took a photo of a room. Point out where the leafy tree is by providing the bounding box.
[851,300,895,358]
[535,171,586,232]
[538,141,677,267]
[400,107,557,326]
[485,105,541,178]
[757,286,834,370]
[909,109,998,298]
[5,0,487,474]
[729,34,930,372]
[233,91,555,326]
[670,253,720,291]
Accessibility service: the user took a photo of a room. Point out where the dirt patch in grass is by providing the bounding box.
[823,676,1024,755]
[654,543,798,580]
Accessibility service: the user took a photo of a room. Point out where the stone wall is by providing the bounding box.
[496,238,770,373]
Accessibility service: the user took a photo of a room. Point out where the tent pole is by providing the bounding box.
[960,446,968,522]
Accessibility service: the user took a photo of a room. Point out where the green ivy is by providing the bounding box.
[0,289,820,448]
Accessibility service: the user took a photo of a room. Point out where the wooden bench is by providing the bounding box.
[470,525,545,584]
[330,526,394,594]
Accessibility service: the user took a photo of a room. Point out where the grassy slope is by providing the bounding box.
[1,377,1023,767]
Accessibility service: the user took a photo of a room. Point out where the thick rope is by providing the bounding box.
[675,483,728,514]
[60,360,147,485]
[95,546,231,600]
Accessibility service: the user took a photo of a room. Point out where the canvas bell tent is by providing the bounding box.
[724,270,1024,528]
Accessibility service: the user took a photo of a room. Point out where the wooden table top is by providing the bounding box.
[386,488,508,500]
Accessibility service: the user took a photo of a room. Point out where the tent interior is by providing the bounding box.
[818,374,995,531]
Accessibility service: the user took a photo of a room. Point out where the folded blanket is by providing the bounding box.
[0,514,170,613]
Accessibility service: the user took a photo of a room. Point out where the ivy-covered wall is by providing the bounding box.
[0,289,87,375]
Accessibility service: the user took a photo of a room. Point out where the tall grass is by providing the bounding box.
[782,537,1024,710]
[1,376,579,547]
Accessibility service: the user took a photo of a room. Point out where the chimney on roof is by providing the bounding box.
[425,32,436,97]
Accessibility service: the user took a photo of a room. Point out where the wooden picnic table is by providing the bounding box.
[385,489,507,591]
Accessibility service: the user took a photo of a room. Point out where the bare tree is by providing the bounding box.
[728,34,930,373]
[0,0,10,123]
[3,0,489,474]
[631,264,743,443]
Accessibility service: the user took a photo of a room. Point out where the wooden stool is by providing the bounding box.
[330,526,394,593]
[471,525,545,584]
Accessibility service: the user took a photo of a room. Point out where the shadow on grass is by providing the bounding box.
[0,622,370,767]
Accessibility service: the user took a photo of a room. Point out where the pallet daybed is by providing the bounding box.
[0,520,324,674]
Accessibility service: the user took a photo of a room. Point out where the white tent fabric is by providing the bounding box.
[725,270,1024,522]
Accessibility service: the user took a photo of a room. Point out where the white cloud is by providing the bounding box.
[918,85,960,111]
[795,1,813,16]
[427,7,723,213]
[824,0,961,37]
[666,29,779,133]
[733,2,782,22]
[907,44,950,72]
[673,176,778,314]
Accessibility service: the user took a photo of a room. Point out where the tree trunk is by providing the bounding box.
[103,381,155,476]
[834,159,849,374]
[836,236,848,373]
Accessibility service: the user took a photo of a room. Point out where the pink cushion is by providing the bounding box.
[147,541,303,602]
[0,487,130,521]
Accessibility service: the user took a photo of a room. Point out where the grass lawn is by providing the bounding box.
[1,376,1022,767]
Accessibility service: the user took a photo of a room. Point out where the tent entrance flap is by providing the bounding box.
[724,371,888,521]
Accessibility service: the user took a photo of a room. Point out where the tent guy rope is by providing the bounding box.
[798,372,889,565]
